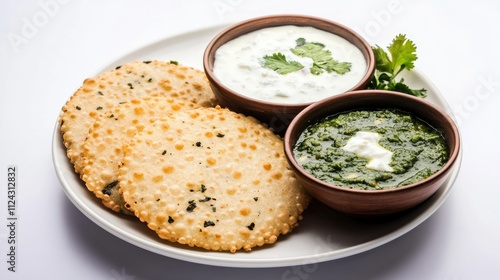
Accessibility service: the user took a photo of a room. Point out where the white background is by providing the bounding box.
[1,0,499,279]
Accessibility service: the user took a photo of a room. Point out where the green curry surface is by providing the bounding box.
[293,109,448,190]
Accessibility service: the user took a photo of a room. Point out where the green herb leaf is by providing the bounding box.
[261,53,304,75]
[392,79,427,98]
[261,38,351,76]
[291,38,351,75]
[186,200,197,213]
[372,46,393,73]
[247,222,255,230]
[102,180,118,196]
[204,221,216,227]
[291,40,326,60]
[317,60,352,75]
[368,34,427,98]
[388,34,417,75]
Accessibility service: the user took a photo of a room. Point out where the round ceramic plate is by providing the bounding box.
[52,25,462,268]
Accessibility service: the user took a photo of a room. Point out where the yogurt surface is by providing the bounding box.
[213,25,367,104]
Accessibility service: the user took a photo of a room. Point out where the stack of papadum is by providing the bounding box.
[58,60,310,253]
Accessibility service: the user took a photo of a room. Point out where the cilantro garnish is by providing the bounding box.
[261,53,304,75]
[368,34,427,97]
[261,38,351,76]
[291,38,351,75]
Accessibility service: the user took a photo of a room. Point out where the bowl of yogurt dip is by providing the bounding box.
[283,90,461,218]
[203,15,375,135]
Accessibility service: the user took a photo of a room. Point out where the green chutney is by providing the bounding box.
[293,109,448,190]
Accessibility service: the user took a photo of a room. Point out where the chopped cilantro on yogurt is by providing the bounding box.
[213,25,366,104]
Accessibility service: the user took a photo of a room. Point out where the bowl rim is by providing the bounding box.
[283,89,461,194]
[203,14,376,108]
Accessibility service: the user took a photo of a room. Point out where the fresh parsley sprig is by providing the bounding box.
[368,34,427,97]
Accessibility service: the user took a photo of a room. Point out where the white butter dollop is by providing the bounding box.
[342,131,394,172]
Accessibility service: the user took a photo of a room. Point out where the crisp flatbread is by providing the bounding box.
[119,107,310,252]
[59,60,216,174]
[81,95,200,213]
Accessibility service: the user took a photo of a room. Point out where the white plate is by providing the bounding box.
[52,25,462,268]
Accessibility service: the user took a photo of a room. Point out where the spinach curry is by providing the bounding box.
[293,109,448,190]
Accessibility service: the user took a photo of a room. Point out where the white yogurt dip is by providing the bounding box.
[213,25,367,104]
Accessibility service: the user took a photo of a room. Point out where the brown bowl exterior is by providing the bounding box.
[203,14,375,135]
[284,90,461,217]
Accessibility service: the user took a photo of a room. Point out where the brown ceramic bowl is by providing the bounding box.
[203,14,375,135]
[284,90,461,218]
